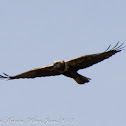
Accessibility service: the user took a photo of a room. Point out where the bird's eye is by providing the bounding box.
[54,62,58,66]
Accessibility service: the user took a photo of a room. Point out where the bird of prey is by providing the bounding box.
[0,42,125,84]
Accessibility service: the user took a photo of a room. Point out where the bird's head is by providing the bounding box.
[53,60,65,72]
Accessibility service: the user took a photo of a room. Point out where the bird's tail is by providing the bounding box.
[73,74,91,84]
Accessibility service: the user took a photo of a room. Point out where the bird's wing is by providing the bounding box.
[0,65,61,79]
[66,42,125,71]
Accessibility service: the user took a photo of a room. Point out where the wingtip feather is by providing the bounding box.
[105,42,125,52]
[0,73,11,80]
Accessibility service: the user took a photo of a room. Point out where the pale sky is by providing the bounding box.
[0,0,126,126]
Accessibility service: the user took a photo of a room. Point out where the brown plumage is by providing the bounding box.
[0,42,125,84]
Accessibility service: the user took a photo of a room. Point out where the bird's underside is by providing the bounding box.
[0,42,125,84]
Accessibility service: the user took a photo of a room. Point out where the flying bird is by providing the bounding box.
[0,42,125,84]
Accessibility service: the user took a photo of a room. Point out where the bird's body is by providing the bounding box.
[0,42,125,84]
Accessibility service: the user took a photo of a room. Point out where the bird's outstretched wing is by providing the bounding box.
[66,42,125,71]
[0,65,61,80]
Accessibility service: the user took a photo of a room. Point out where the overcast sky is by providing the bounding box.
[0,0,126,126]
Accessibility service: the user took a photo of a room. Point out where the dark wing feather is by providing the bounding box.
[66,42,125,71]
[0,65,61,79]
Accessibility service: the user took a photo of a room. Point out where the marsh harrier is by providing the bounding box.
[0,42,125,84]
